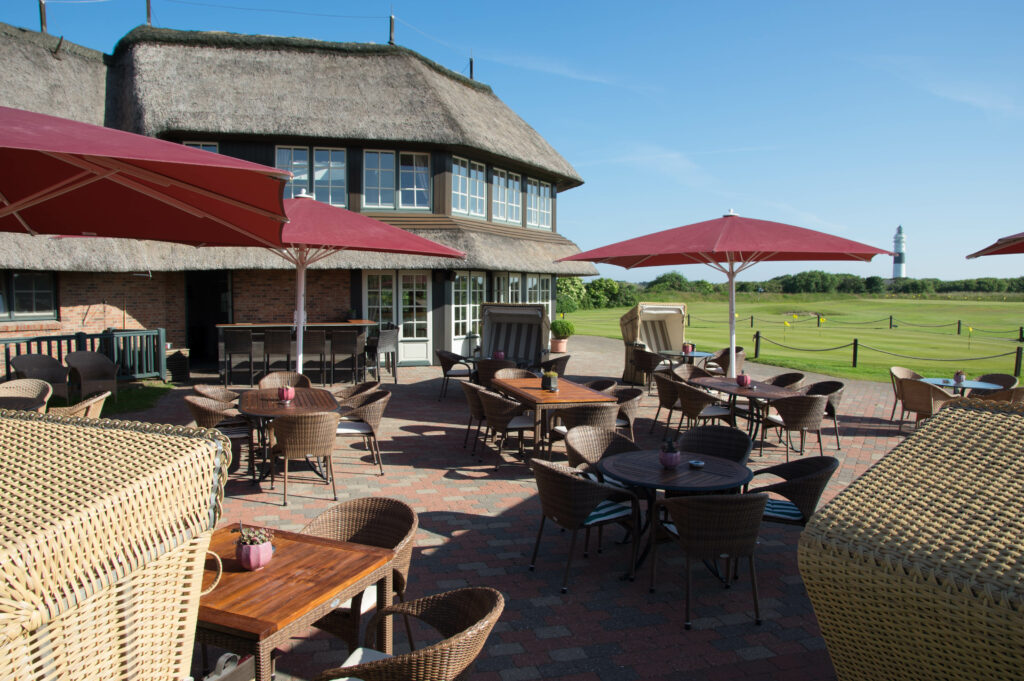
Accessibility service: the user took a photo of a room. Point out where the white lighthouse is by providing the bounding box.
[893,225,906,279]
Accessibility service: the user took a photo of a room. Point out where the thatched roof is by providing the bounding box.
[0,22,108,125]
[109,26,583,190]
[0,229,598,276]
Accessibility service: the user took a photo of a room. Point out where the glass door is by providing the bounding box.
[398,270,431,364]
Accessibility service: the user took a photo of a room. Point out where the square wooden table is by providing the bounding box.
[491,376,616,456]
[196,526,394,681]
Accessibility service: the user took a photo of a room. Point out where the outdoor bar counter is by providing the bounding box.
[215,321,377,376]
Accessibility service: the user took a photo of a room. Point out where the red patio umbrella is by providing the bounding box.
[0,105,289,247]
[278,192,465,369]
[559,211,891,376]
[966,232,1024,259]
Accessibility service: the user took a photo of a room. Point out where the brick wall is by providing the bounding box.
[232,269,353,323]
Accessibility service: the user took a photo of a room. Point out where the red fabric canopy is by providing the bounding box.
[0,106,289,247]
[967,232,1024,259]
[559,213,891,268]
[281,196,465,257]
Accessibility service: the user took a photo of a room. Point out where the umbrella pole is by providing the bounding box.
[295,259,306,373]
[728,263,737,378]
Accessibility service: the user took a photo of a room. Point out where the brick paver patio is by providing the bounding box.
[123,335,905,681]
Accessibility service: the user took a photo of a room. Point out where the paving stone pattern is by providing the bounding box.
[126,335,906,681]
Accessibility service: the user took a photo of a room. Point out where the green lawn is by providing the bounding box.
[48,380,175,416]
[565,295,1024,382]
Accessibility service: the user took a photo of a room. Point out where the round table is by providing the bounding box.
[922,377,1002,395]
[659,349,714,368]
[238,388,340,481]
[598,450,752,493]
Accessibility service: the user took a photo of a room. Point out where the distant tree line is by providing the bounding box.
[554,270,1024,311]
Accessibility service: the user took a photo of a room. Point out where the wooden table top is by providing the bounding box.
[238,388,339,419]
[598,450,753,493]
[491,377,616,407]
[691,376,800,401]
[198,526,393,640]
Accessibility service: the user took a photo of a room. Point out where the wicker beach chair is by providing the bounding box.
[313,587,504,681]
[302,497,419,653]
[0,378,53,413]
[649,493,768,630]
[10,353,69,400]
[528,458,640,593]
[269,411,342,505]
[65,351,117,401]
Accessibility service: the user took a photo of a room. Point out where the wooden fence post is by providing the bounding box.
[852,338,858,368]
[957,320,962,335]
[750,315,754,328]
[817,315,821,328]
[889,315,893,329]
[754,331,761,359]
[1015,346,1022,378]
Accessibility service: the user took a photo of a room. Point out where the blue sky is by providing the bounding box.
[4,0,1022,283]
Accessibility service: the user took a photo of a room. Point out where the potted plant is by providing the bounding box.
[541,370,559,392]
[550,319,575,353]
[235,523,274,571]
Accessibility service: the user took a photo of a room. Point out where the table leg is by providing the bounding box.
[255,644,273,681]
[532,409,544,458]
[375,571,394,654]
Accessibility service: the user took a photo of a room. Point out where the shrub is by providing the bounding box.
[550,319,575,339]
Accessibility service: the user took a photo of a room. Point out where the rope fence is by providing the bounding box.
[685,313,1024,341]
[752,331,1024,377]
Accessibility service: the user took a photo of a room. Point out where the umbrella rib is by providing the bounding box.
[0,189,39,235]
[0,170,110,219]
[76,154,289,223]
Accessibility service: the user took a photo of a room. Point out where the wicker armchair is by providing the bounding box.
[262,328,293,374]
[475,359,515,390]
[540,354,570,377]
[370,327,399,384]
[966,372,1018,398]
[477,389,532,463]
[222,328,257,387]
[632,347,667,393]
[192,384,239,403]
[889,366,922,421]
[898,378,960,431]
[548,402,621,454]
[745,455,839,526]
[460,381,488,452]
[564,425,640,474]
[270,411,341,505]
[649,493,769,629]
[672,364,713,383]
[183,394,253,473]
[335,390,391,475]
[10,353,69,400]
[583,378,617,393]
[612,387,644,441]
[975,386,1024,403]
[302,497,419,653]
[435,350,471,400]
[761,394,829,459]
[677,424,753,465]
[493,367,536,381]
[528,458,640,593]
[301,329,328,385]
[333,380,381,404]
[650,371,680,437]
[331,330,366,386]
[48,390,111,419]
[737,371,808,430]
[257,371,313,390]
[65,351,118,401]
[675,381,734,434]
[704,346,745,376]
[801,380,845,449]
[0,378,53,413]
[313,587,504,681]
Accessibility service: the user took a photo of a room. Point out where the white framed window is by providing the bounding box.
[276,146,310,198]
[526,274,553,319]
[452,270,486,338]
[365,272,396,328]
[452,157,470,214]
[312,147,346,206]
[492,169,522,225]
[399,152,430,209]
[364,150,396,209]
[526,179,552,230]
[401,272,430,339]
[508,273,522,303]
[469,161,486,217]
[184,141,218,153]
[492,272,508,302]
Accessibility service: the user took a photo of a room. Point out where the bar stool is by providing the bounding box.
[223,328,256,387]
[263,329,293,375]
[331,330,365,384]
[302,330,328,386]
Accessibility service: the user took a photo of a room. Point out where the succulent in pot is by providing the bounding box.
[235,523,274,571]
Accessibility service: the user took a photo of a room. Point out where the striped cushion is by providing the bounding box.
[660,520,679,538]
[763,498,803,521]
[488,322,543,367]
[584,499,633,526]
[581,470,631,490]
[641,320,671,353]
[216,423,251,440]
